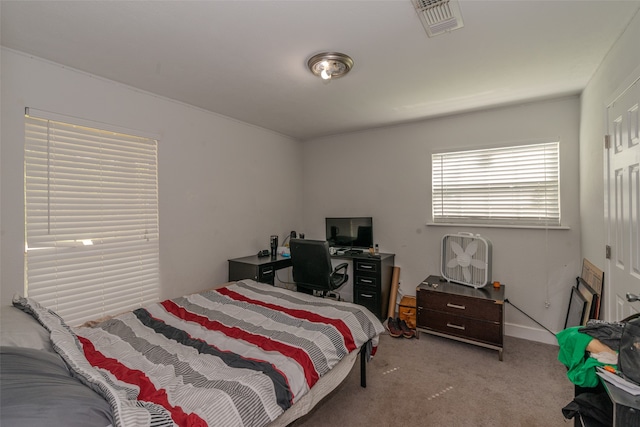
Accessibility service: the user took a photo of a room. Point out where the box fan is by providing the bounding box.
[441,232,492,288]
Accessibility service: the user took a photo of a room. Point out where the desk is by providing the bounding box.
[601,377,640,426]
[228,252,395,320]
[227,254,292,286]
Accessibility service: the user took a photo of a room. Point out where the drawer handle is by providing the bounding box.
[262,267,273,274]
[447,303,466,310]
[360,293,374,299]
[360,265,373,270]
[446,322,466,331]
[360,278,373,284]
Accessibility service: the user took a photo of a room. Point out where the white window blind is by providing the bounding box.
[24,110,160,326]
[432,141,560,226]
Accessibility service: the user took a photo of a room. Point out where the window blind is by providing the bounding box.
[24,111,160,326]
[432,141,560,226]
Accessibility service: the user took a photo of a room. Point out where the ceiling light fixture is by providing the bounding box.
[307,52,354,81]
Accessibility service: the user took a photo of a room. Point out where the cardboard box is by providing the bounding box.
[398,296,416,329]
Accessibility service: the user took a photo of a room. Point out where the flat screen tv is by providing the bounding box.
[325,217,373,249]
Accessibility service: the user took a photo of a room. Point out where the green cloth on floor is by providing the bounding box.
[556,326,615,388]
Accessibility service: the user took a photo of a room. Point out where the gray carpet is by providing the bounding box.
[292,332,574,426]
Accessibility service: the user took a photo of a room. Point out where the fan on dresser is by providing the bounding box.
[441,232,492,288]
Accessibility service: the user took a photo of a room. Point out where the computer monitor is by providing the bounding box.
[325,217,373,249]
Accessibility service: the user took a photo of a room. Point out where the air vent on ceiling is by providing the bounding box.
[412,0,464,37]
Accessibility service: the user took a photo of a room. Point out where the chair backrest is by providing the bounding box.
[290,239,334,292]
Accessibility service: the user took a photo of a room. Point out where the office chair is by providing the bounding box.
[289,238,349,300]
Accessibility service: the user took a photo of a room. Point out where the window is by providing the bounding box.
[24,109,159,326]
[432,141,560,227]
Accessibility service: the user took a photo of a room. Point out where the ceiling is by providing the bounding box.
[2,1,639,140]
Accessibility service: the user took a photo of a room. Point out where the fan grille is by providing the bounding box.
[441,233,492,288]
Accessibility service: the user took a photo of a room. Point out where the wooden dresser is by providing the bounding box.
[416,275,505,360]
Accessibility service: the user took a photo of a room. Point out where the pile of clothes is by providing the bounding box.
[557,318,639,427]
[557,320,622,387]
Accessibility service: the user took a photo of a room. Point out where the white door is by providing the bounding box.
[606,75,640,320]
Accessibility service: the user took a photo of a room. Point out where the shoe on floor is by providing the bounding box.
[398,318,416,339]
[386,317,403,338]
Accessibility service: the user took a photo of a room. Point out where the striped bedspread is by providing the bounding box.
[14,280,384,427]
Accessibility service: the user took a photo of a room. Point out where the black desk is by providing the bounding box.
[601,377,640,426]
[228,252,395,320]
[227,254,292,286]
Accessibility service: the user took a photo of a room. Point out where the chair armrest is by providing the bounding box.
[333,263,349,275]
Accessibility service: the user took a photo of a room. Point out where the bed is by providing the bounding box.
[0,279,384,427]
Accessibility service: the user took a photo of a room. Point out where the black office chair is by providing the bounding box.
[289,239,349,300]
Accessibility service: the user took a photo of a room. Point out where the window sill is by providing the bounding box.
[426,222,570,230]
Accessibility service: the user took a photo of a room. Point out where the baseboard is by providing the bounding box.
[505,322,558,346]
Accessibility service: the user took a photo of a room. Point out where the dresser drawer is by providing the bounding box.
[418,290,501,323]
[418,309,502,346]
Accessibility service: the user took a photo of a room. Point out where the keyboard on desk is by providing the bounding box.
[344,249,363,255]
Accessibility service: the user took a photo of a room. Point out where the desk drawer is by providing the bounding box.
[258,265,275,284]
[418,291,501,323]
[355,260,378,275]
[355,275,378,288]
[418,310,502,345]
[355,288,380,317]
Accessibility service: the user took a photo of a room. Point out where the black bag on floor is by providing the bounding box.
[619,314,640,385]
[562,392,612,427]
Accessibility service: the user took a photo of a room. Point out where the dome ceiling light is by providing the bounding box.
[307,52,354,81]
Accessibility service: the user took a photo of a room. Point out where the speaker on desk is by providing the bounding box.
[270,235,278,257]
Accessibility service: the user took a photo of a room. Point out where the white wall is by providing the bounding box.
[0,48,303,305]
[3,10,638,343]
[301,97,582,344]
[579,11,640,320]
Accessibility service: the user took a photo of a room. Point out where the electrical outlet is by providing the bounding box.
[544,301,551,308]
